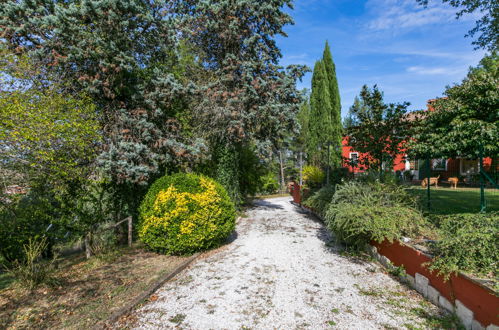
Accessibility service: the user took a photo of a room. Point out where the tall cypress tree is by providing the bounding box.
[321,41,342,168]
[308,60,332,166]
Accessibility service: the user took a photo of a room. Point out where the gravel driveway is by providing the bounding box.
[131,197,444,329]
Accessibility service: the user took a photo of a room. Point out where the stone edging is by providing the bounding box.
[94,215,242,329]
[93,252,201,330]
[290,202,498,330]
[366,245,497,330]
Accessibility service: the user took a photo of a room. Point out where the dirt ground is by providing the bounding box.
[0,246,186,329]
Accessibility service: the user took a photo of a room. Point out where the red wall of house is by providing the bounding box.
[342,137,407,173]
[342,136,495,178]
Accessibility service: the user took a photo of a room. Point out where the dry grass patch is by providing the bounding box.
[0,246,187,329]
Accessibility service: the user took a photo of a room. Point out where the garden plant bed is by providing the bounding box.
[295,200,499,329]
[0,246,188,329]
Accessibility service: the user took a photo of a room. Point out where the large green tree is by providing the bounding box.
[347,85,410,172]
[343,96,366,129]
[308,60,332,166]
[307,42,342,168]
[322,41,342,167]
[410,53,499,158]
[417,0,498,51]
[1,0,200,216]
[1,0,306,208]
[180,0,307,203]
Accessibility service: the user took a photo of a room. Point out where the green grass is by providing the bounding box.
[407,187,499,215]
[0,272,14,290]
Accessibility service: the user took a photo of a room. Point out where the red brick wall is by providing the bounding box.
[373,240,498,327]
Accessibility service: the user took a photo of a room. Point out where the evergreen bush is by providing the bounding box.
[302,185,335,216]
[0,191,56,264]
[259,173,280,195]
[324,181,425,248]
[138,173,236,255]
[428,212,498,280]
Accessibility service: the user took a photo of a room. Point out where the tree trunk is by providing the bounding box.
[279,149,286,193]
[299,151,303,186]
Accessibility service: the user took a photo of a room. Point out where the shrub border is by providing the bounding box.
[292,201,499,330]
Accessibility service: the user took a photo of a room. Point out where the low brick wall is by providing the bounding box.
[289,181,301,204]
[370,240,498,330]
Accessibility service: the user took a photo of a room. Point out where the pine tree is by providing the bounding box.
[1,0,307,207]
[343,96,365,129]
[1,0,197,216]
[348,85,410,172]
[321,41,342,168]
[182,0,307,203]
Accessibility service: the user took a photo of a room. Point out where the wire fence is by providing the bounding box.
[404,152,498,215]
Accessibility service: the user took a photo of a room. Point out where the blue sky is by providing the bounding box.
[277,0,486,116]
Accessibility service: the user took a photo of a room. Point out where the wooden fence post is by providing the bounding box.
[128,216,132,247]
[85,232,92,259]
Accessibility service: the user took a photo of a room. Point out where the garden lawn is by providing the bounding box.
[407,187,499,215]
[0,246,187,329]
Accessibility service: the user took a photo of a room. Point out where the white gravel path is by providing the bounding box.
[132,197,443,329]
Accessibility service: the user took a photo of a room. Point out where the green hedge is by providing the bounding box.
[138,173,236,255]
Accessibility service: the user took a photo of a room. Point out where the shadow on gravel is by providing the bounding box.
[292,204,372,265]
[252,199,284,210]
[226,230,239,244]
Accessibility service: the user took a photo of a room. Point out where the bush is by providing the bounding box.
[428,212,498,279]
[302,185,335,216]
[0,190,57,264]
[8,237,58,290]
[259,172,280,194]
[324,181,425,248]
[303,165,325,188]
[138,173,236,255]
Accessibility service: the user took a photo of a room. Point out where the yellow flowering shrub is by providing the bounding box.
[138,173,236,254]
[303,165,325,187]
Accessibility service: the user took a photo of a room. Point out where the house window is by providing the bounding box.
[409,159,419,170]
[432,158,447,171]
[349,152,359,165]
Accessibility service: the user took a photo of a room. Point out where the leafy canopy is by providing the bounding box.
[0,89,100,185]
[409,53,499,158]
[417,0,498,51]
[307,42,342,168]
[1,0,198,185]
